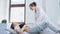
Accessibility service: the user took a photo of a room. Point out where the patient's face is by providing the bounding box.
[13,22,20,27]
[30,6,36,11]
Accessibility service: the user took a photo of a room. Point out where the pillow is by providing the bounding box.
[7,23,12,29]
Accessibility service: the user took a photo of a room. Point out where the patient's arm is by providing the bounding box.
[14,25,23,34]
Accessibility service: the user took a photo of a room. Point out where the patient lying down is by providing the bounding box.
[11,22,60,34]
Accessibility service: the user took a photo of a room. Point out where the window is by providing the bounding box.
[9,0,25,23]
[11,0,24,4]
[10,7,24,22]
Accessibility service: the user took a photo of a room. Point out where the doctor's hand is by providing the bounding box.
[22,25,28,32]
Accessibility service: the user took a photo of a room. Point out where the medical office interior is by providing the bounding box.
[0,0,60,34]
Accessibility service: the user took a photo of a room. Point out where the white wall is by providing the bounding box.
[42,0,60,25]
[0,0,6,23]
[45,0,60,25]
[0,0,9,23]
[6,0,9,23]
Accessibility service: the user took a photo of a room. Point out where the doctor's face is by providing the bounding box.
[29,6,36,11]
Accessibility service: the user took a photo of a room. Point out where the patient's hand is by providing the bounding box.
[22,25,28,32]
[16,29,23,34]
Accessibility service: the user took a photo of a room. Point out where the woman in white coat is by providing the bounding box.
[22,2,60,34]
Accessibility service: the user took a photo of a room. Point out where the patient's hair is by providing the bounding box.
[11,23,14,29]
[29,2,36,6]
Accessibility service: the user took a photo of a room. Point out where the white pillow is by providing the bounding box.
[7,23,12,29]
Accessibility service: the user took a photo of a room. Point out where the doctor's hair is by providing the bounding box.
[29,2,37,6]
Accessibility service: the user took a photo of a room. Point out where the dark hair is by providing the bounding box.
[2,19,7,23]
[11,23,14,29]
[29,2,36,6]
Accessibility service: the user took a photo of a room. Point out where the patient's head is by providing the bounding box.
[11,22,25,29]
[29,2,37,11]
[11,22,20,29]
